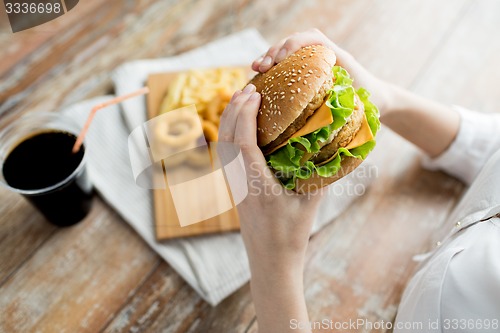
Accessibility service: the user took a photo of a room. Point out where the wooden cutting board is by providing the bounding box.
[147,71,245,240]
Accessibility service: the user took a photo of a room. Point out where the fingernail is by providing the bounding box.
[276,48,287,62]
[261,56,272,66]
[242,84,256,94]
[254,56,264,64]
[230,90,242,102]
[249,92,260,100]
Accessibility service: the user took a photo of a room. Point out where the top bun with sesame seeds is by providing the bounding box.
[249,45,380,192]
[251,45,337,150]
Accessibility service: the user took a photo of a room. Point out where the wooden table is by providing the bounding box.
[1,1,499,332]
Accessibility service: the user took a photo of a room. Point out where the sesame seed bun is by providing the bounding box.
[251,45,337,148]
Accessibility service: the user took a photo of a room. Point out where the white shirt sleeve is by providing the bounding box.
[421,106,500,185]
[440,218,500,332]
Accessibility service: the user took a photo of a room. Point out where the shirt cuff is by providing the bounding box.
[421,106,500,185]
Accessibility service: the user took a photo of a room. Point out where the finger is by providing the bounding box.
[233,92,260,148]
[218,91,241,142]
[230,89,242,103]
[253,41,283,71]
[218,85,255,142]
[251,55,264,72]
[274,29,334,64]
[233,92,279,185]
[258,38,287,73]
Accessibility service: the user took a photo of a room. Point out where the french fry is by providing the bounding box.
[160,73,187,113]
[159,67,248,133]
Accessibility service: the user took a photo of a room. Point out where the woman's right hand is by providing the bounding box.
[252,28,394,115]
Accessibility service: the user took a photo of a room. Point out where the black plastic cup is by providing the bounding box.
[0,113,93,226]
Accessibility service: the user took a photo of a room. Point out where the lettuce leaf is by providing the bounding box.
[267,66,380,190]
[326,66,357,131]
[357,87,380,138]
[346,87,380,160]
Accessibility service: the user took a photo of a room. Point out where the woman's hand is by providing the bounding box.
[219,83,322,274]
[252,28,393,116]
[219,83,322,333]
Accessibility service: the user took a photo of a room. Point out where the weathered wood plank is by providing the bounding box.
[0,0,133,76]
[247,0,471,87]
[340,0,471,87]
[0,198,159,333]
[0,189,56,284]
[101,262,255,333]
[0,0,290,122]
[412,0,500,113]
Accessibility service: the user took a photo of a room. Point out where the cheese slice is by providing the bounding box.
[267,101,333,154]
[316,113,374,166]
[345,113,374,150]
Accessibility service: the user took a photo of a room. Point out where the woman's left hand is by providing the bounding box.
[219,83,323,333]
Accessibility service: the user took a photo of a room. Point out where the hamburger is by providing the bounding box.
[250,45,380,193]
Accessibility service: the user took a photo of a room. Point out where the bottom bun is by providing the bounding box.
[293,157,363,194]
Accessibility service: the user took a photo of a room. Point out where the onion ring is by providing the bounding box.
[155,111,200,148]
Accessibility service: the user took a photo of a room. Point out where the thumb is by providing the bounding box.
[233,91,279,184]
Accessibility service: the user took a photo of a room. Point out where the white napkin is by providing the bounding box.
[62,29,375,306]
